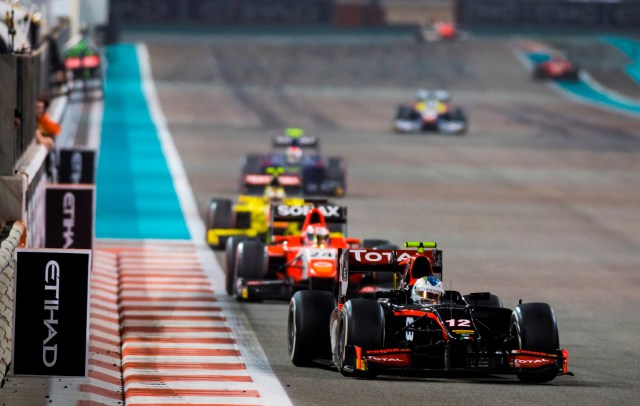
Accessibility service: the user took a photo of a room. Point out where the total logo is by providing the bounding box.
[350,249,414,263]
[516,358,551,365]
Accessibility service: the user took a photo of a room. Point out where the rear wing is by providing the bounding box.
[272,133,318,148]
[271,203,347,224]
[338,245,443,304]
[269,202,347,239]
[242,173,303,196]
[243,173,301,187]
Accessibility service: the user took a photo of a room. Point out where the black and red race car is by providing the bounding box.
[288,242,573,382]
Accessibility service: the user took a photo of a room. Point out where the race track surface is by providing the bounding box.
[126,30,640,405]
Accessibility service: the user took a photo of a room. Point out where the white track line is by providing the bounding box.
[136,43,292,406]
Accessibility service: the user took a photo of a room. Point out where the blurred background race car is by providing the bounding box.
[417,21,468,42]
[532,55,580,81]
[240,128,346,197]
[393,89,468,135]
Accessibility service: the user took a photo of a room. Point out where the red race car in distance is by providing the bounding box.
[533,56,580,81]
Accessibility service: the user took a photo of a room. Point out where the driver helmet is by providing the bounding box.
[415,89,430,102]
[264,185,285,202]
[286,146,303,164]
[433,89,451,102]
[304,223,330,246]
[411,276,444,305]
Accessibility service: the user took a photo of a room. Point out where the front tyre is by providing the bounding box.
[288,291,336,366]
[234,240,266,300]
[337,299,384,377]
[512,302,560,383]
[225,236,251,296]
[207,198,233,249]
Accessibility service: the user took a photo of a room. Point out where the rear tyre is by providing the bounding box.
[288,291,336,366]
[207,199,233,229]
[225,236,252,296]
[326,157,346,197]
[395,105,415,120]
[207,199,234,249]
[338,299,384,377]
[234,240,266,300]
[240,154,265,193]
[512,302,560,383]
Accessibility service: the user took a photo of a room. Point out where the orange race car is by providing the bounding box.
[225,202,394,300]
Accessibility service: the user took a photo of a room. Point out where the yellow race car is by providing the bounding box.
[206,179,306,250]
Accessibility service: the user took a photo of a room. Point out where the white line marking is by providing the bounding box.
[136,42,292,406]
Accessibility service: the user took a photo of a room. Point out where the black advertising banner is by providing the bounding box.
[13,249,91,377]
[45,185,95,250]
[58,148,96,184]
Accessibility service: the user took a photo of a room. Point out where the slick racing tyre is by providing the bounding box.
[207,198,233,229]
[225,236,252,296]
[395,105,416,120]
[288,290,336,366]
[326,157,346,197]
[234,240,266,300]
[337,299,384,377]
[511,302,560,383]
[240,154,265,192]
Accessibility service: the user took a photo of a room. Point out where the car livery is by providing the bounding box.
[226,203,394,300]
[393,90,468,135]
[241,130,346,197]
[288,242,573,383]
[533,56,580,81]
[206,175,306,250]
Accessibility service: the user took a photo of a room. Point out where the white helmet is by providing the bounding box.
[304,224,330,246]
[264,185,285,201]
[411,276,444,305]
[286,146,303,164]
[415,89,429,101]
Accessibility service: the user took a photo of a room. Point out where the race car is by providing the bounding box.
[417,21,468,42]
[241,128,346,197]
[288,242,573,383]
[533,56,580,81]
[393,89,468,135]
[64,30,105,100]
[206,174,306,250]
[226,202,394,299]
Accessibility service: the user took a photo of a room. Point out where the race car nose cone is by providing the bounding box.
[311,260,334,276]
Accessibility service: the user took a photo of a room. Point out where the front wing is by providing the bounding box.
[342,345,571,377]
[207,228,260,249]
